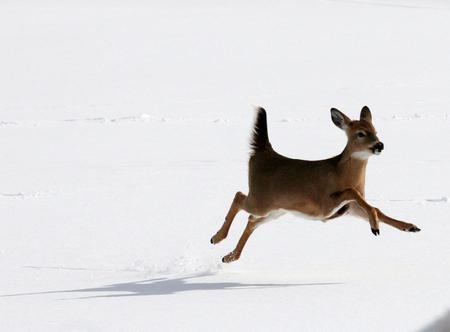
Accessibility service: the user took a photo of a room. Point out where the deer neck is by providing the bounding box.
[336,146,368,193]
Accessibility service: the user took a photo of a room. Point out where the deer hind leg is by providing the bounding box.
[210,191,247,244]
[222,215,265,263]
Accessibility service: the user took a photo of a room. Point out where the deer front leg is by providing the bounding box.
[331,188,380,236]
[374,208,420,232]
[331,189,421,235]
[350,203,421,233]
[222,215,265,263]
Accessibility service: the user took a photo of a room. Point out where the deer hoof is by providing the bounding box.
[407,225,421,232]
[371,228,380,236]
[210,232,225,245]
[222,251,240,263]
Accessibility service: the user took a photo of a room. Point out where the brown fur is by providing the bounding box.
[211,106,420,263]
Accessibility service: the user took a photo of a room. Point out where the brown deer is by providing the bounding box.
[211,106,421,263]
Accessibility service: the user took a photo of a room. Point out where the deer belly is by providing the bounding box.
[277,209,323,221]
[259,209,321,222]
[260,202,349,222]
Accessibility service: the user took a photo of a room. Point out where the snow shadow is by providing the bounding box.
[420,310,450,332]
[0,273,341,300]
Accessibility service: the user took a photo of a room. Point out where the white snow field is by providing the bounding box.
[1,1,450,331]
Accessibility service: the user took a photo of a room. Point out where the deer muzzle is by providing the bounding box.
[372,142,384,155]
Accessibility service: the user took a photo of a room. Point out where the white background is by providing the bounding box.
[1,1,449,331]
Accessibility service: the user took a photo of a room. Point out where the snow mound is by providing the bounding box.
[426,197,448,203]
[125,246,222,278]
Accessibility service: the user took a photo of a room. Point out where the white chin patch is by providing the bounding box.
[352,150,373,160]
[374,150,381,155]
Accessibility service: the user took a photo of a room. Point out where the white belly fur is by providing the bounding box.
[252,200,352,225]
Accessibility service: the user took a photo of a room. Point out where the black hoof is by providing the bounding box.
[408,226,421,232]
[371,228,380,236]
[221,257,226,263]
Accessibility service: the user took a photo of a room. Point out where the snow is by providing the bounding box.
[0,0,449,331]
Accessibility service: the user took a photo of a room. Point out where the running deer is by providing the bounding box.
[211,106,420,263]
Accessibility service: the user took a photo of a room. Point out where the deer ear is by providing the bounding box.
[330,108,350,130]
[360,106,372,123]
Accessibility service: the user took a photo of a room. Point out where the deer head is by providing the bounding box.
[330,106,384,160]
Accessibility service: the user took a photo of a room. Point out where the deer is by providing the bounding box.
[210,106,421,263]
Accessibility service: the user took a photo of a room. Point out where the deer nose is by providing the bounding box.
[373,142,384,155]
[374,142,384,151]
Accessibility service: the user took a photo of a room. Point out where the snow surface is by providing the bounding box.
[1,1,450,331]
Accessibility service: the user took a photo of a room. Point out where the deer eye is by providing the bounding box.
[357,132,366,138]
